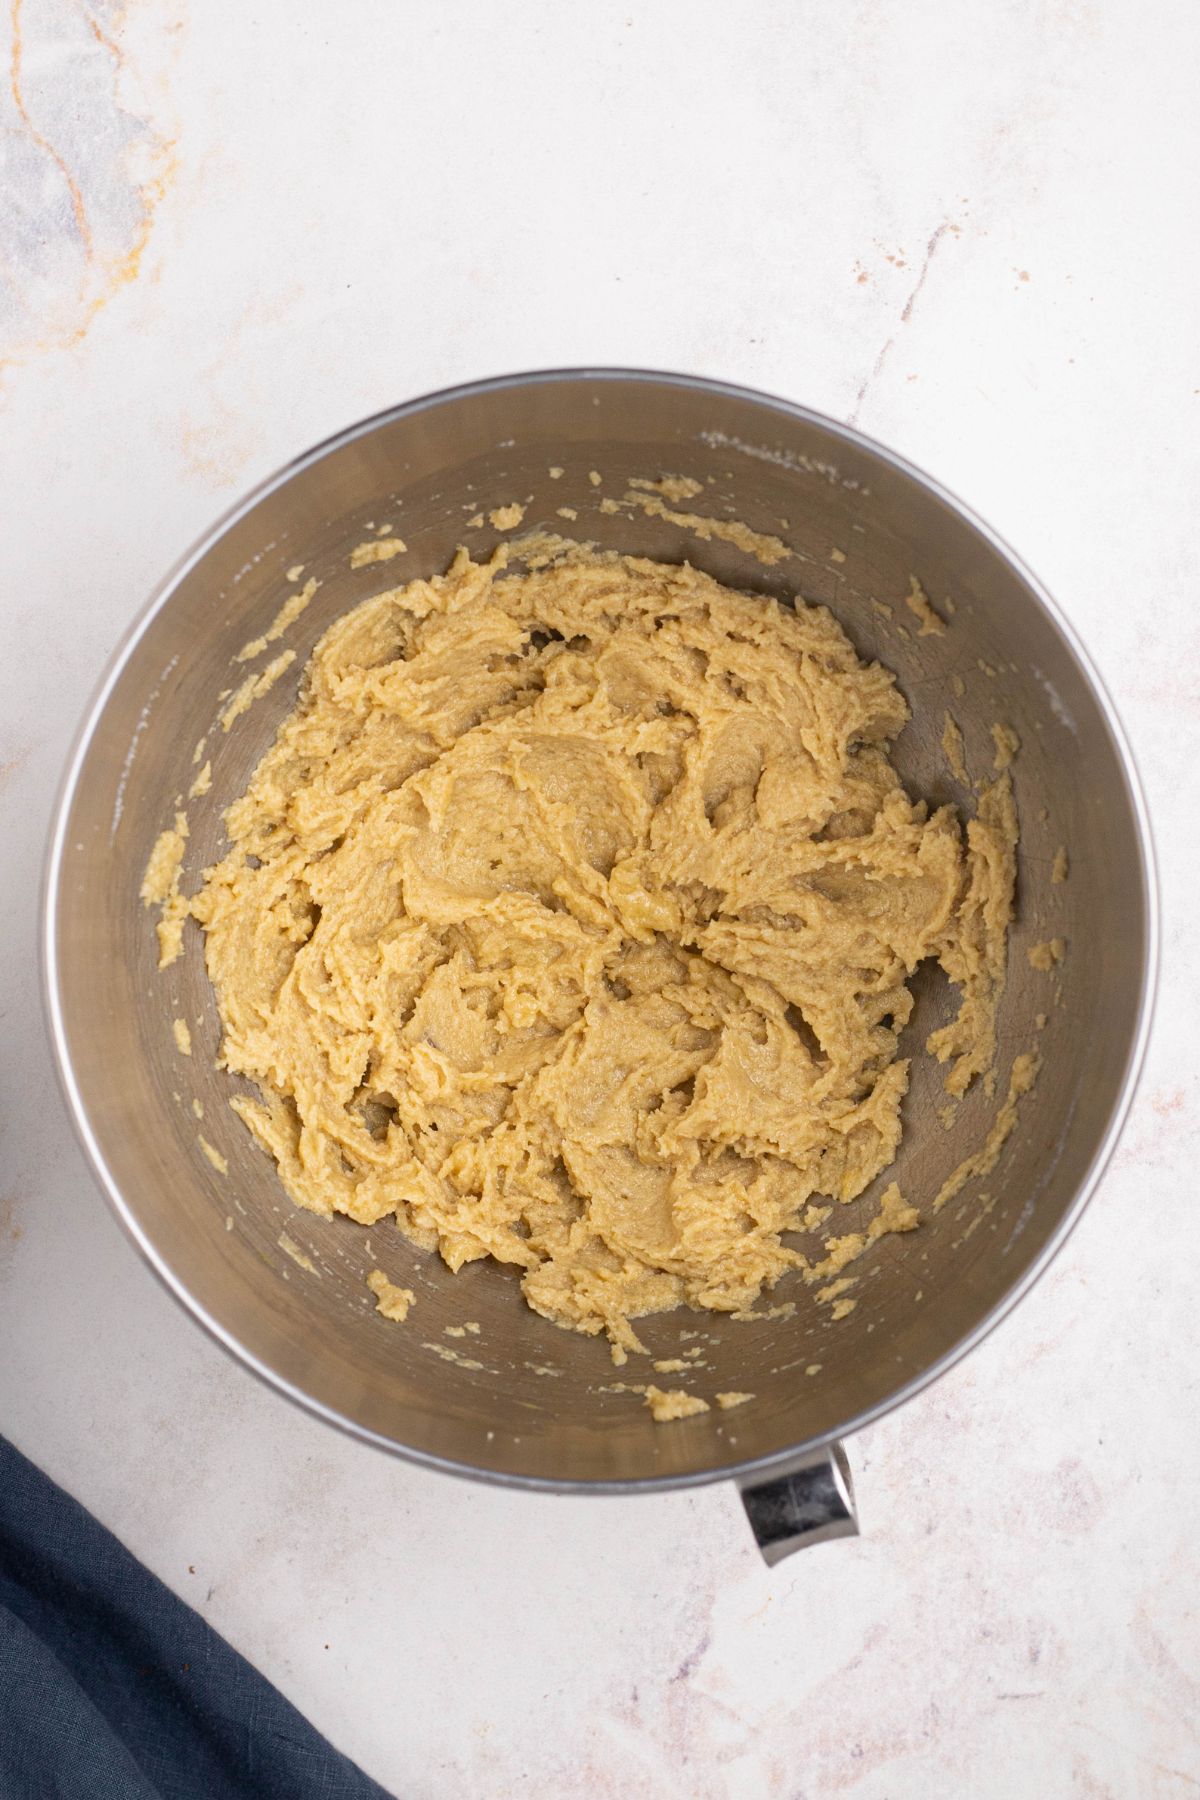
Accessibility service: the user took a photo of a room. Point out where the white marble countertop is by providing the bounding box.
[2,3,1196,1794]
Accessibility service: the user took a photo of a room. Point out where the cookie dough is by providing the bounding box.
[367,1269,415,1321]
[189,539,1016,1355]
[644,1386,709,1421]
[350,538,408,568]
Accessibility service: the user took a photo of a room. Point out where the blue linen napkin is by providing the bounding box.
[0,1435,393,1799]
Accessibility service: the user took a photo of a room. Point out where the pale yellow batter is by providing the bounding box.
[181,538,1016,1357]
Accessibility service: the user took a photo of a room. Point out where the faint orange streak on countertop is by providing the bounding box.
[0,744,31,793]
[9,0,94,256]
[0,0,180,382]
[79,0,122,61]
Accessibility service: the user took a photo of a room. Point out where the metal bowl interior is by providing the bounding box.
[44,372,1155,1490]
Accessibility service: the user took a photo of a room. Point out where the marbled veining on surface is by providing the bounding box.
[1,2,1197,1796]
[0,0,178,375]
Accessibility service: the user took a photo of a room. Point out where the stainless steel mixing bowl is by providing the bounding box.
[43,371,1156,1560]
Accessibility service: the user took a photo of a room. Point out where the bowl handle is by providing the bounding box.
[737,1442,858,1563]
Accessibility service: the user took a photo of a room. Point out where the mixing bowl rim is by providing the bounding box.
[41,367,1160,1495]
